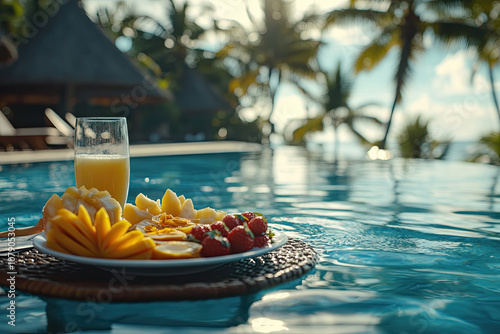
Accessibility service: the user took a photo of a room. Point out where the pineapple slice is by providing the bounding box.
[179,199,196,219]
[125,189,226,227]
[123,203,154,225]
[135,193,162,215]
[161,189,183,216]
[195,207,227,223]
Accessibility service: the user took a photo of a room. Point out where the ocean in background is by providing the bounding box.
[303,140,479,162]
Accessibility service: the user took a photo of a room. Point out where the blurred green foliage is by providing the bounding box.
[469,132,500,166]
[397,115,450,159]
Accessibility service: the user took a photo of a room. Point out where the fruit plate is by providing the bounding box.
[32,231,287,276]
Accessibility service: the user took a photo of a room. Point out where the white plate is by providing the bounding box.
[33,231,287,276]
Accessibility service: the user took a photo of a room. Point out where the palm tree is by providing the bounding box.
[290,62,382,148]
[325,0,468,149]
[120,0,207,83]
[91,1,139,41]
[429,0,500,130]
[216,0,322,135]
[397,115,450,159]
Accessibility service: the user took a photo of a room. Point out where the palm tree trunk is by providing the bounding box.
[380,96,398,149]
[268,68,281,135]
[488,63,500,130]
[379,8,417,150]
[333,124,339,162]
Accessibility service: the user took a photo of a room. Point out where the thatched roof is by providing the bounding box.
[0,0,171,109]
[176,65,233,114]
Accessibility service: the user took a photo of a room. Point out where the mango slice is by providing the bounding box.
[45,205,155,259]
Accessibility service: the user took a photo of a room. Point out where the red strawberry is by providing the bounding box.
[189,224,211,242]
[248,216,267,236]
[241,211,256,221]
[200,231,231,257]
[254,235,270,248]
[211,221,230,237]
[228,225,254,253]
[222,214,240,230]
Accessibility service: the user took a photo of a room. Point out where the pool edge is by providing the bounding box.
[0,141,262,165]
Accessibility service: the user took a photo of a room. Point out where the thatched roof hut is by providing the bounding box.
[0,0,171,119]
[175,64,233,115]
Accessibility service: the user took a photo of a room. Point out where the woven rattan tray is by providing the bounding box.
[0,238,317,302]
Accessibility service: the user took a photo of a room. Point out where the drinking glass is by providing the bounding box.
[74,117,130,207]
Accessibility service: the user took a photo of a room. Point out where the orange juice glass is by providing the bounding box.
[74,117,130,207]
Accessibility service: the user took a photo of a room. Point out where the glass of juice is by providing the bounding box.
[74,117,130,207]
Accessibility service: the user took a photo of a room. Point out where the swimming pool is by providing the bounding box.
[1,145,499,333]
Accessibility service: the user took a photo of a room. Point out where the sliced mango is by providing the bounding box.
[45,206,155,260]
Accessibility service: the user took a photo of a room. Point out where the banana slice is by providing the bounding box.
[45,186,122,224]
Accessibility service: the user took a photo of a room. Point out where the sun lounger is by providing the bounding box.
[65,112,76,128]
[0,110,72,151]
[45,108,74,137]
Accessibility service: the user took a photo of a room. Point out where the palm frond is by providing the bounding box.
[353,25,399,73]
[431,20,489,49]
[325,8,391,29]
[424,0,472,19]
[291,116,325,144]
[348,125,373,146]
[353,114,384,125]
[288,75,322,102]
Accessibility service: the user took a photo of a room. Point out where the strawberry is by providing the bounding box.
[222,214,240,230]
[248,216,267,236]
[241,211,256,221]
[254,235,270,248]
[228,225,254,253]
[211,221,230,237]
[189,224,211,242]
[200,231,231,257]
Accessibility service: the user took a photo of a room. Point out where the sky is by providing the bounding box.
[83,0,500,144]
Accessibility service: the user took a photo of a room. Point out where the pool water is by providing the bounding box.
[1,145,500,333]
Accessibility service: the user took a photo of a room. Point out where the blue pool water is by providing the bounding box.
[1,145,500,333]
